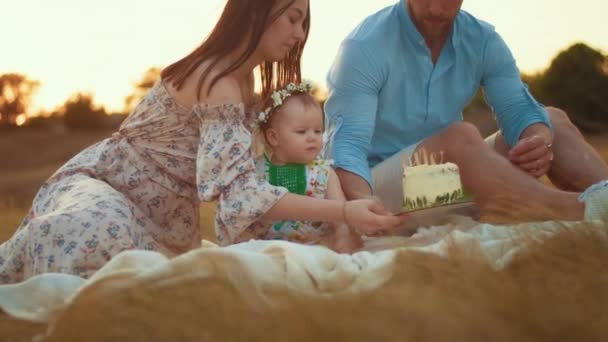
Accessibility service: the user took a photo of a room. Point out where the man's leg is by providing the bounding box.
[415,122,585,222]
[545,107,608,190]
[492,107,608,192]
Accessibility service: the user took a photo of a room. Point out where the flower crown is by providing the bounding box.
[257,79,314,124]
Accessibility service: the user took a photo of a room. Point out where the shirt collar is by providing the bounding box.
[397,0,461,48]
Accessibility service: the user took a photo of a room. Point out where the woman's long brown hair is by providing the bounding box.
[161,0,310,101]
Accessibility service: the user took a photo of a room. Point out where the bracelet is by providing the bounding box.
[342,201,348,226]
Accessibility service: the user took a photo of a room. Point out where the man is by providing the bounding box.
[324,0,608,222]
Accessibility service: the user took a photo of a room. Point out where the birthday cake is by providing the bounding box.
[402,154,464,212]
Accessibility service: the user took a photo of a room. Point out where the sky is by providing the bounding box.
[3,0,607,114]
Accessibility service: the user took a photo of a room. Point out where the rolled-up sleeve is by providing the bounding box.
[324,40,385,186]
[481,31,553,147]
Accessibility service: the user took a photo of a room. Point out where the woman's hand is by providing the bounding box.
[343,198,406,236]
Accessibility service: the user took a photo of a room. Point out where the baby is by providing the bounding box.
[253,80,363,253]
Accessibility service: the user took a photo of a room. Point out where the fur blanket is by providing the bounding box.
[1,217,608,341]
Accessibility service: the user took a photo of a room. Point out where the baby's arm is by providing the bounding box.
[325,167,364,253]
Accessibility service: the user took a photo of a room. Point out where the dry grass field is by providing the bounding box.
[1,126,608,242]
[1,126,608,340]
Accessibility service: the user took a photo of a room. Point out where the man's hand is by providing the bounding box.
[508,134,554,178]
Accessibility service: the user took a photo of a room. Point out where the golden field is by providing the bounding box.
[1,127,608,341]
[2,127,608,242]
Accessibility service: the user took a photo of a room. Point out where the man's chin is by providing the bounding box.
[424,29,448,40]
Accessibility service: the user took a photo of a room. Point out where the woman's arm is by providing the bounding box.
[260,193,344,223]
[260,192,403,235]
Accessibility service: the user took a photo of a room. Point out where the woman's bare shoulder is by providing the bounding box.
[193,60,243,105]
[204,76,244,106]
[164,61,244,107]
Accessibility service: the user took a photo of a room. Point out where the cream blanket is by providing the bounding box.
[0,217,604,324]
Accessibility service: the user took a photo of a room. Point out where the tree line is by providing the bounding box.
[463,43,608,134]
[1,43,607,133]
[0,67,161,130]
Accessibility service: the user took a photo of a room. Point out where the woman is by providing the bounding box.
[0,0,403,284]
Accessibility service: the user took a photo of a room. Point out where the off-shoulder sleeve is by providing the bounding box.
[194,104,287,245]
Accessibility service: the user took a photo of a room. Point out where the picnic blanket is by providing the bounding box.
[0,216,605,327]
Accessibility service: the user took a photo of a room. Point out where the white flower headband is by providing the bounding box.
[257,79,314,124]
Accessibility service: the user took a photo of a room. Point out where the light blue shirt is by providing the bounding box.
[324,0,552,187]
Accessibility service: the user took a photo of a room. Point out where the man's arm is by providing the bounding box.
[518,122,553,146]
[481,30,553,148]
[335,168,373,200]
[480,31,555,177]
[324,39,385,200]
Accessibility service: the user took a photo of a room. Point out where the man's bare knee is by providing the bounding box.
[546,107,582,136]
[440,122,484,146]
[419,122,485,157]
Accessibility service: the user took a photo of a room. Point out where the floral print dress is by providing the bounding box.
[0,81,287,284]
[252,158,333,244]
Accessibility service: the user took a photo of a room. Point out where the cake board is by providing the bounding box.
[395,200,479,236]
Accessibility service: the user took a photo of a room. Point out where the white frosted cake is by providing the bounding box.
[402,162,464,211]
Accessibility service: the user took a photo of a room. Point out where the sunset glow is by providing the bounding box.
[4,0,607,114]
[15,114,27,127]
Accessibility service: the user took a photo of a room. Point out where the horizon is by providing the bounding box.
[3,0,607,114]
